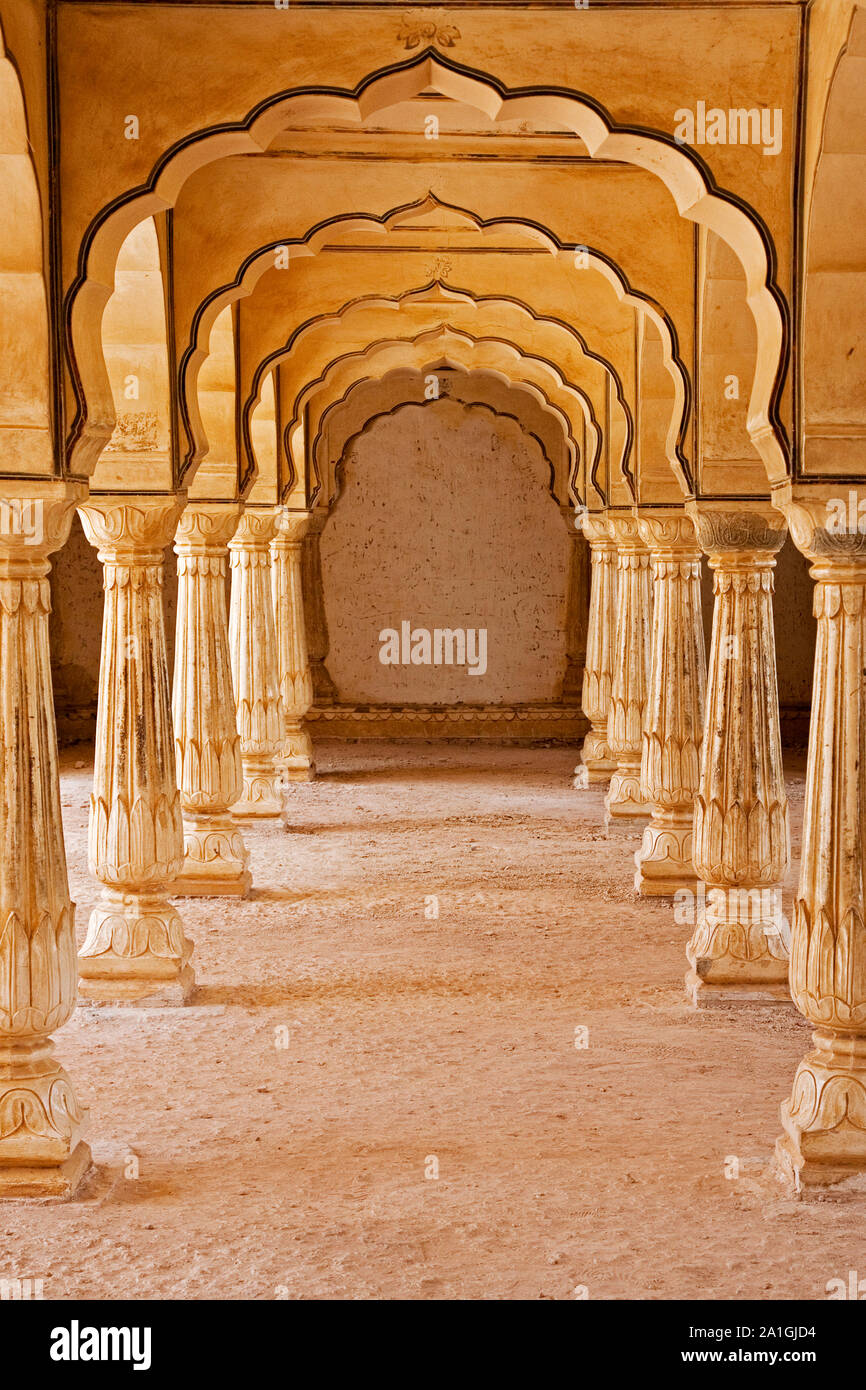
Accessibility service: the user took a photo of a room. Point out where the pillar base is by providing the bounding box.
[283,762,316,784]
[232,765,283,819]
[634,815,696,897]
[578,728,617,783]
[282,723,315,782]
[685,886,790,1005]
[0,1142,93,1201]
[773,1030,866,1191]
[78,893,196,1004]
[0,1046,92,1199]
[604,765,649,836]
[174,815,251,897]
[685,967,791,1009]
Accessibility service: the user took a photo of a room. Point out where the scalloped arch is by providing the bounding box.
[64,50,787,485]
[262,326,619,508]
[315,364,576,509]
[243,289,631,499]
[178,194,689,492]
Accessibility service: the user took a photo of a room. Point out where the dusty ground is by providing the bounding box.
[3,740,864,1301]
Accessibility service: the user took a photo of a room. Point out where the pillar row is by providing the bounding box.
[271,508,315,784]
[605,513,652,831]
[634,511,707,896]
[577,513,618,785]
[775,492,866,1190]
[685,505,790,1008]
[77,494,195,1006]
[228,508,284,817]
[172,502,251,897]
[0,485,92,1196]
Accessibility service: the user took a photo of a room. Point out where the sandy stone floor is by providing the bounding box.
[4,740,865,1301]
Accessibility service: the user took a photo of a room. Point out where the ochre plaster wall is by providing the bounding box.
[319,401,571,706]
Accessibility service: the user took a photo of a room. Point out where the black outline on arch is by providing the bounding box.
[317,363,577,509]
[241,282,631,499]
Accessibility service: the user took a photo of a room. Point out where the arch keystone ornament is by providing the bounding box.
[634,511,706,896]
[685,502,790,1008]
[229,508,284,817]
[577,511,618,784]
[77,495,195,1006]
[604,513,652,833]
[271,509,316,786]
[172,503,251,897]
[773,487,866,1191]
[0,483,92,1197]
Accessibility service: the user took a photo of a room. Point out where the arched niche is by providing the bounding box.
[94,216,173,493]
[0,20,52,476]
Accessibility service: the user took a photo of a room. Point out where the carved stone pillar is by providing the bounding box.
[604,514,652,829]
[561,506,591,704]
[271,508,315,782]
[0,485,92,1196]
[577,513,619,784]
[228,508,283,817]
[172,503,251,896]
[774,492,866,1189]
[77,495,194,1005]
[634,512,707,895]
[685,505,790,1007]
[302,509,337,705]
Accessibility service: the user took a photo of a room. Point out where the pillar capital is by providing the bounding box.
[174,500,242,554]
[78,492,187,561]
[0,480,87,574]
[636,508,701,557]
[775,482,866,570]
[686,500,786,561]
[273,508,313,548]
[580,510,614,548]
[229,506,278,550]
[606,511,645,550]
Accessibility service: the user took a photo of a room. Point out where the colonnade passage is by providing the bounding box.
[1,0,866,1304]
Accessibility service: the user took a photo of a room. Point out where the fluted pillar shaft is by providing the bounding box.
[604,514,652,829]
[774,494,866,1189]
[0,486,91,1196]
[686,507,789,1007]
[228,508,283,817]
[576,513,618,785]
[634,513,707,895]
[271,508,315,783]
[302,509,336,705]
[77,495,194,1006]
[172,503,250,896]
